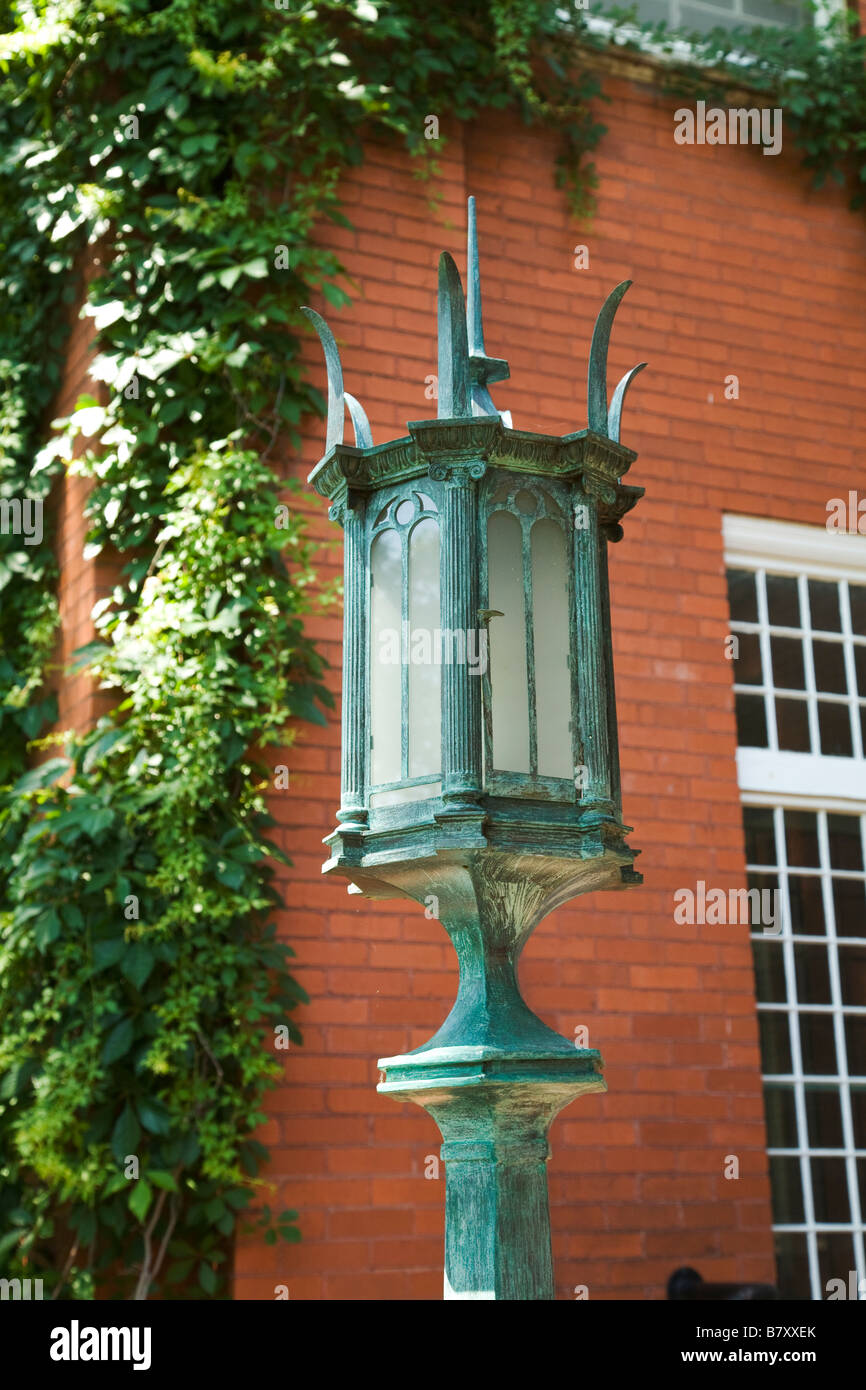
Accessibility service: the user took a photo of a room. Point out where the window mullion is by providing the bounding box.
[799,572,821,758]
[775,803,821,1298]
[840,581,864,761]
[756,570,779,751]
[818,808,866,1283]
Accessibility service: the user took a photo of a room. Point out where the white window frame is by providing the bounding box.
[562,0,846,73]
[724,513,866,1301]
[724,514,866,808]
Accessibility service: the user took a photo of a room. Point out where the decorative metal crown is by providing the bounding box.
[302,196,646,453]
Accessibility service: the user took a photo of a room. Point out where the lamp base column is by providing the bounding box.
[378,1049,604,1301]
[441,1133,554,1300]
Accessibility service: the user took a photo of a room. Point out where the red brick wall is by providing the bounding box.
[233,66,866,1300]
[49,255,115,738]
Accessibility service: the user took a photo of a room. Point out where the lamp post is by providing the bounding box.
[304,199,647,1300]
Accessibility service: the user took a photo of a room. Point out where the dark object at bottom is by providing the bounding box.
[668,1266,780,1301]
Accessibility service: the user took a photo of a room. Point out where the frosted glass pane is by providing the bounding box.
[532,519,572,777]
[408,517,441,778]
[487,511,529,772]
[369,781,441,809]
[370,528,402,786]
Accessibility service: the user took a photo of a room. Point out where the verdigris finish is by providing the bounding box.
[303,199,646,1299]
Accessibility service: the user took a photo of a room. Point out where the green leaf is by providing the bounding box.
[103,1174,131,1197]
[215,860,245,889]
[129,1178,152,1223]
[111,1103,141,1163]
[321,280,351,308]
[216,265,243,290]
[149,1170,179,1192]
[198,1261,217,1295]
[92,938,126,972]
[79,804,115,837]
[89,299,126,330]
[102,1017,135,1064]
[12,758,68,793]
[164,1259,194,1285]
[136,1097,172,1135]
[82,727,128,772]
[34,907,61,949]
[0,1231,21,1259]
[122,942,155,990]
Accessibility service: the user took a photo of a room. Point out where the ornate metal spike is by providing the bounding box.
[467,195,485,359]
[437,252,471,419]
[301,305,345,452]
[587,280,632,437]
[345,392,373,449]
[465,196,510,420]
[607,362,647,444]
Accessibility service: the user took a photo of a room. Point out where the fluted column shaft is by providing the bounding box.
[336,492,367,826]
[439,463,484,804]
[573,493,613,814]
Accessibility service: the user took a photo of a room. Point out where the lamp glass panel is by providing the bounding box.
[488,510,530,772]
[531,517,572,777]
[370,782,442,810]
[408,516,441,778]
[370,527,402,786]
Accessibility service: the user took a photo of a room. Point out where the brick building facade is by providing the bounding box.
[54,44,866,1301]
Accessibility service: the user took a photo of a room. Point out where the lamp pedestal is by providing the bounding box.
[355,851,617,1300]
[379,1048,602,1300]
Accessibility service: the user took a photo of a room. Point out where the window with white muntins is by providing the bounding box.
[724,514,866,1301]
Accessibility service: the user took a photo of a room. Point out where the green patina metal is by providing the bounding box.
[303,199,647,1300]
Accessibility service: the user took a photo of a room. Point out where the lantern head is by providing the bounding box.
[305,199,646,903]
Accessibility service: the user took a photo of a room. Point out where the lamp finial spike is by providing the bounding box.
[467,195,485,358]
[437,252,471,418]
[587,280,632,437]
[463,197,511,422]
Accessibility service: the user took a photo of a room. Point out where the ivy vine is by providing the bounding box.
[0,0,861,1301]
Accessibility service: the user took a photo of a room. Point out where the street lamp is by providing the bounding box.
[304,198,647,1300]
